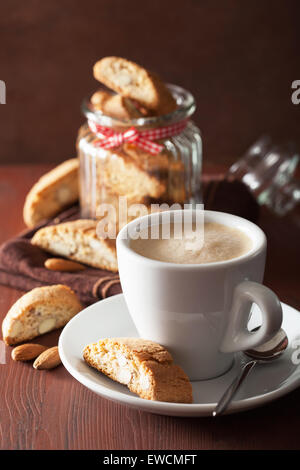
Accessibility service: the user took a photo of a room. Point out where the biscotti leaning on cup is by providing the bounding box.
[23,158,79,228]
[31,219,118,272]
[83,337,193,403]
[2,285,82,346]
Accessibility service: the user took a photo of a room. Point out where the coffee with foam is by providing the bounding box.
[130,222,252,264]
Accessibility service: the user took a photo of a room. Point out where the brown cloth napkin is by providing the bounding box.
[0,206,121,305]
[0,176,259,305]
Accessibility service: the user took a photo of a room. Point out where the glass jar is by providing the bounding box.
[77,84,202,231]
[228,135,300,215]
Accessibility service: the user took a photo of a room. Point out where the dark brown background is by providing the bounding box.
[1,0,300,167]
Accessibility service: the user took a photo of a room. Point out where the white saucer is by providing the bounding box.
[59,294,300,417]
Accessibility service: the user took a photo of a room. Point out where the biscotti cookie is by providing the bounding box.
[165,159,186,205]
[83,337,193,403]
[23,158,79,228]
[31,219,118,272]
[123,144,186,204]
[2,285,82,346]
[95,189,151,231]
[99,147,167,201]
[91,90,143,119]
[93,57,177,116]
[123,143,170,173]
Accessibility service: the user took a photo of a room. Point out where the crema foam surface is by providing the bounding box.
[130,222,253,264]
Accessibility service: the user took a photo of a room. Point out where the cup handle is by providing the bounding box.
[220,281,283,353]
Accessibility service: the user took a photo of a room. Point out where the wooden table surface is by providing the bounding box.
[0,164,299,450]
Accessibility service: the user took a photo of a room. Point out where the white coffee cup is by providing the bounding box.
[117,210,282,380]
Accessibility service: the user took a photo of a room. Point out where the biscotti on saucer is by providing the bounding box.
[23,158,79,228]
[93,57,177,116]
[31,219,118,272]
[2,285,82,345]
[83,337,193,403]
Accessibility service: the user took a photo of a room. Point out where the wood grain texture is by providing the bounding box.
[0,0,300,167]
[0,165,299,450]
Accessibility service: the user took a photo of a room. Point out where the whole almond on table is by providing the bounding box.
[33,346,61,370]
[11,343,48,362]
[44,258,86,272]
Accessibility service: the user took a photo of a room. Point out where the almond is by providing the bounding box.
[44,258,86,272]
[12,343,48,362]
[33,346,61,370]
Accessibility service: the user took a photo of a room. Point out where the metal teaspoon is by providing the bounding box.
[213,327,288,416]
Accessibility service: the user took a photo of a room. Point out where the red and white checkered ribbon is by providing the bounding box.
[88,119,188,155]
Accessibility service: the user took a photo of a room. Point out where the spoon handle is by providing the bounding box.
[213,360,257,416]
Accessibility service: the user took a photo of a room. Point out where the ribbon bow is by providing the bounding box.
[88,119,187,155]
